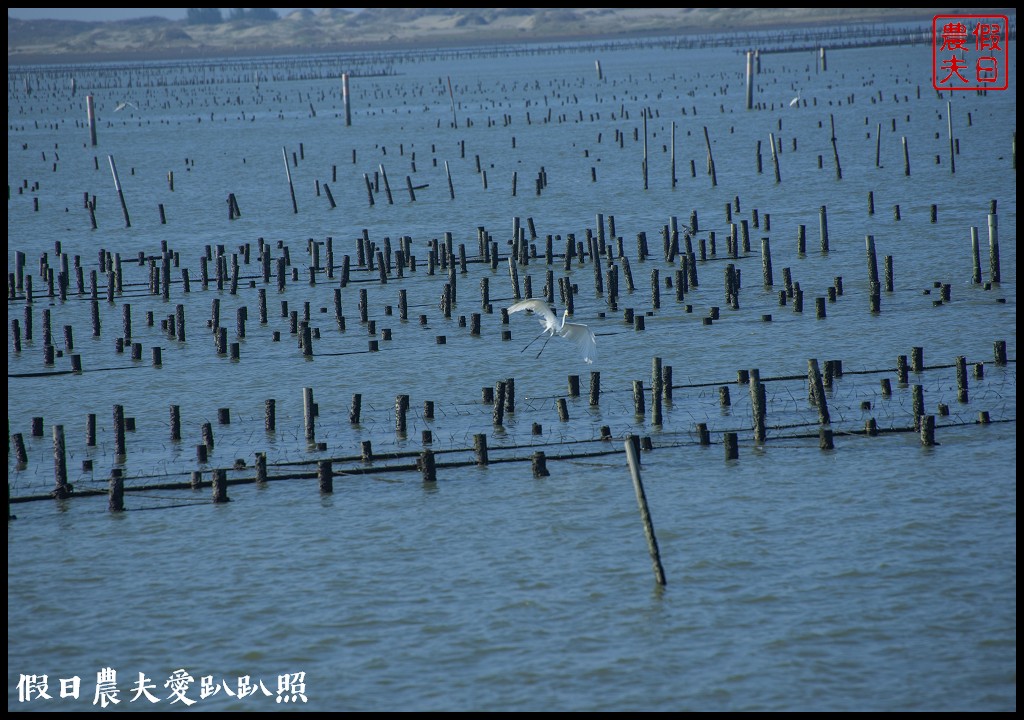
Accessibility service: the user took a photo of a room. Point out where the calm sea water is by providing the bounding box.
[8,30,1016,711]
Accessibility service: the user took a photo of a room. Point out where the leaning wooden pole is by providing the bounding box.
[702,126,717,187]
[283,147,298,213]
[624,435,667,586]
[108,155,130,228]
[829,114,842,180]
[769,132,781,183]
[447,75,458,129]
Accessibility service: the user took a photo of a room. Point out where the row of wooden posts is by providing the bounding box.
[17,336,1009,509]
[8,193,1005,374]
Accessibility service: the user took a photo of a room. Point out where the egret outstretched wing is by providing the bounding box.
[507,300,595,364]
[508,298,558,333]
[560,321,597,364]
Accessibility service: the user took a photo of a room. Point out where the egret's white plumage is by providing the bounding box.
[114,101,137,112]
[507,299,596,364]
[789,91,800,107]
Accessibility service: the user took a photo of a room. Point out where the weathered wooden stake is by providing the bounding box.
[303,387,315,442]
[632,380,646,419]
[109,469,124,512]
[819,206,829,253]
[86,94,98,146]
[283,147,298,213]
[988,213,1000,283]
[108,155,131,227]
[420,450,437,483]
[318,459,333,493]
[808,359,831,425]
[703,126,717,186]
[212,469,230,503]
[956,355,969,402]
[170,405,181,441]
[493,381,506,426]
[342,72,352,126]
[769,131,781,182]
[52,425,70,498]
[113,404,126,457]
[749,370,766,444]
[724,432,739,460]
[920,415,936,446]
[532,452,550,478]
[624,435,666,586]
[761,237,774,288]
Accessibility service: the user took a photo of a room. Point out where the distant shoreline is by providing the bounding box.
[6,8,963,67]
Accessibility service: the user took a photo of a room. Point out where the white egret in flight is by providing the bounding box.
[507,299,596,364]
[114,101,137,112]
[789,91,801,108]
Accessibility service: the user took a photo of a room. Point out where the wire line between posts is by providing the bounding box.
[624,434,666,586]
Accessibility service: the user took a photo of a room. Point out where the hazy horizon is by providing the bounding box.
[7,8,351,22]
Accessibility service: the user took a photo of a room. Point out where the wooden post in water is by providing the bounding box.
[970,227,982,284]
[447,76,458,128]
[52,425,70,499]
[724,432,739,460]
[745,51,754,110]
[769,132,781,183]
[283,147,298,213]
[956,356,969,403]
[994,340,1007,366]
[303,387,315,443]
[808,359,831,426]
[531,452,550,478]
[829,114,842,179]
[212,469,230,503]
[420,450,437,483]
[255,452,267,484]
[318,459,333,493]
[342,72,351,126]
[819,206,829,253]
[651,357,662,427]
[379,164,394,204]
[624,435,666,586]
[865,235,879,288]
[749,370,766,444]
[170,405,181,441]
[702,126,717,187]
[113,404,126,457]
[695,423,710,446]
[988,213,1000,283]
[633,381,645,419]
[920,415,936,446]
[108,156,131,227]
[493,381,506,426]
[109,469,124,512]
[86,95,97,146]
[444,160,455,200]
[396,394,409,437]
[473,434,488,466]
